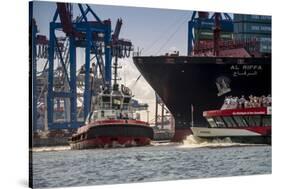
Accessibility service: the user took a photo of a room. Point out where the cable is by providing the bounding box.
[155,15,189,55]
[143,13,188,55]
[129,74,142,90]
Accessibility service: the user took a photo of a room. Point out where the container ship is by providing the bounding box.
[133,12,271,142]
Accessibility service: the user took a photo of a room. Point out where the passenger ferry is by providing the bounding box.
[69,85,154,149]
[191,97,271,144]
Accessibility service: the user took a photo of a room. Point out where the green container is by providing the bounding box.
[195,29,233,40]
[234,22,271,34]
[234,14,271,24]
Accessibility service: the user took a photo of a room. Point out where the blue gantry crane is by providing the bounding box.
[30,2,38,133]
[187,11,233,55]
[31,2,132,132]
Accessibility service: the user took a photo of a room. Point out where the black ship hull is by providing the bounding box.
[69,122,154,149]
[133,56,271,130]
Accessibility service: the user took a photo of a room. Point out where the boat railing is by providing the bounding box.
[90,109,142,121]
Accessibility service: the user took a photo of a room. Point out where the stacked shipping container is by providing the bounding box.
[194,19,233,41]
[233,14,271,54]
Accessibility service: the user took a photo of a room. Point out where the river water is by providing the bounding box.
[31,136,272,188]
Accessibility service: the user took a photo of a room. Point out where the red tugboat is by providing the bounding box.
[191,95,271,144]
[69,84,154,149]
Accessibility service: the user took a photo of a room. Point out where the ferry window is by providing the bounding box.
[262,115,271,126]
[244,116,261,126]
[233,116,248,127]
[252,116,261,126]
[222,116,236,127]
[214,116,226,127]
[206,117,217,128]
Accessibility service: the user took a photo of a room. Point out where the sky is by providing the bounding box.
[33,1,193,55]
[32,1,196,122]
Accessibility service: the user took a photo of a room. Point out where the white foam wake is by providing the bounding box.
[31,146,71,152]
[178,135,252,148]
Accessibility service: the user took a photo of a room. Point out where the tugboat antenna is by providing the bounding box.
[113,55,119,91]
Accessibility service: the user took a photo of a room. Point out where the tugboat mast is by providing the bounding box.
[113,55,119,91]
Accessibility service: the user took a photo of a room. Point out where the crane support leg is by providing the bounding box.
[83,30,92,120]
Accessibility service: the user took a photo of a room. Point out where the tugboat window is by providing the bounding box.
[102,95,111,110]
[122,104,129,110]
[112,97,122,109]
[123,97,130,103]
[102,95,110,102]
[103,103,111,109]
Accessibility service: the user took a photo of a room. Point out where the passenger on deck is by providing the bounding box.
[221,94,271,110]
[238,95,246,108]
[267,95,272,106]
